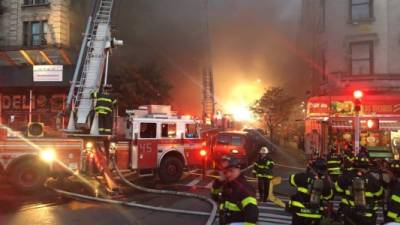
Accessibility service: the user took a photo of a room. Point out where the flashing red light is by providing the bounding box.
[200,149,207,157]
[353,90,363,99]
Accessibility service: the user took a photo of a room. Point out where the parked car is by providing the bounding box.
[210,130,276,166]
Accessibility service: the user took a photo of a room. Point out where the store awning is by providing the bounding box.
[0,47,73,66]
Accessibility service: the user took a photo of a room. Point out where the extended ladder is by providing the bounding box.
[68,0,115,132]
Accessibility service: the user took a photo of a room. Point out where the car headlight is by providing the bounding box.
[231,149,239,154]
[40,148,56,162]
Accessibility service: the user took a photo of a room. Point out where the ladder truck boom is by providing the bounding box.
[66,0,122,134]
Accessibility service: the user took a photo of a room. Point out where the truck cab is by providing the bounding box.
[114,105,205,183]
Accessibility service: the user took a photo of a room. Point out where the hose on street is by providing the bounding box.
[48,186,211,216]
[112,157,217,225]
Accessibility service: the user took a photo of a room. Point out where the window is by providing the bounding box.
[217,135,230,145]
[161,123,177,138]
[185,124,199,138]
[23,0,49,6]
[350,41,373,75]
[140,123,157,138]
[23,21,48,46]
[231,136,242,146]
[350,0,373,21]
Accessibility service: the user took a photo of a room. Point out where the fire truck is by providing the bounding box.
[0,0,206,192]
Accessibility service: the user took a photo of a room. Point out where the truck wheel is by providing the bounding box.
[158,157,183,184]
[10,159,48,192]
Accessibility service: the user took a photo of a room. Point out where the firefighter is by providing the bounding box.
[217,155,258,225]
[252,146,274,202]
[91,86,117,135]
[335,154,383,225]
[342,145,355,173]
[385,156,400,223]
[288,158,333,225]
[326,146,342,183]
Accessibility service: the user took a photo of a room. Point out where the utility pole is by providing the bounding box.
[202,0,215,126]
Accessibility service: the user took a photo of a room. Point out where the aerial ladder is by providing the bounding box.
[65,0,123,135]
[61,0,123,192]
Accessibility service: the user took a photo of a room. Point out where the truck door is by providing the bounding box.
[137,122,158,169]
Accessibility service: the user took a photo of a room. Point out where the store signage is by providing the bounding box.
[363,104,400,115]
[33,65,63,82]
[331,101,354,115]
[1,94,65,113]
[308,96,400,117]
[307,102,330,115]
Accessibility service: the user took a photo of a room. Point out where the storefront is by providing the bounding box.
[0,65,74,136]
[306,95,400,158]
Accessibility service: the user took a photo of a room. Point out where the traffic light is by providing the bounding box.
[353,90,363,113]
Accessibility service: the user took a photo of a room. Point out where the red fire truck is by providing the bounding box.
[0,0,206,192]
[0,105,205,191]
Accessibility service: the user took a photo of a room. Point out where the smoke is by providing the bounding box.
[104,0,304,115]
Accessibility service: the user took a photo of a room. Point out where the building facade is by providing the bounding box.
[299,0,400,157]
[299,0,400,96]
[0,0,88,133]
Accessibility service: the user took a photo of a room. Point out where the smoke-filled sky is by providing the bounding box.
[109,0,306,115]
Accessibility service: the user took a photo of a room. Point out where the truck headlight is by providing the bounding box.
[231,149,239,154]
[86,142,94,151]
[40,148,56,162]
[109,142,117,154]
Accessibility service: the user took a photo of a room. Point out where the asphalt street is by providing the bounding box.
[0,145,307,225]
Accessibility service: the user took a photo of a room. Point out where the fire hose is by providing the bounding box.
[112,157,217,225]
[45,161,217,225]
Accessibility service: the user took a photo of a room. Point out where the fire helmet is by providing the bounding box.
[220,155,241,169]
[389,160,400,176]
[312,158,327,175]
[259,147,269,154]
[354,155,370,169]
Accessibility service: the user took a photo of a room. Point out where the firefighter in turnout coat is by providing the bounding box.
[90,86,117,135]
[217,156,259,225]
[253,146,275,202]
[335,155,383,225]
[288,158,334,225]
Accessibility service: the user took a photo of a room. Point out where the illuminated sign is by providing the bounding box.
[33,65,63,82]
[1,94,64,112]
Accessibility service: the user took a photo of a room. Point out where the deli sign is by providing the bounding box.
[308,96,400,117]
[1,94,65,113]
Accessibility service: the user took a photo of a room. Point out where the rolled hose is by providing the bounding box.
[112,157,217,225]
